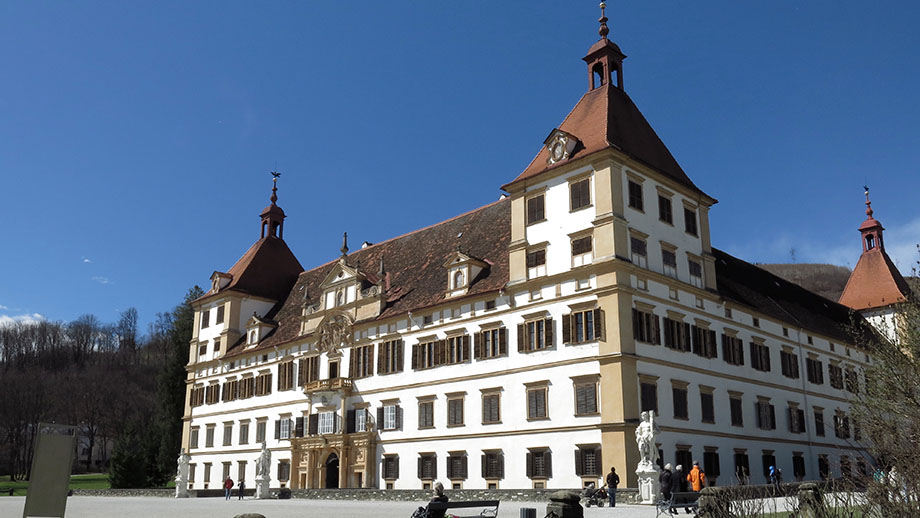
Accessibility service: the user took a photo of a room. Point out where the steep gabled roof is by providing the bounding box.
[226,198,511,355]
[503,83,710,200]
[208,237,304,302]
[838,249,911,311]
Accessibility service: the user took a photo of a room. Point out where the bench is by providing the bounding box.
[425,499,500,518]
[655,492,700,517]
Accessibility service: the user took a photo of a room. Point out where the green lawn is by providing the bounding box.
[0,473,110,496]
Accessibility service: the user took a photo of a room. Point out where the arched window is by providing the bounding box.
[454,270,465,289]
[592,63,605,89]
[250,330,257,344]
[337,290,345,307]
[865,235,875,250]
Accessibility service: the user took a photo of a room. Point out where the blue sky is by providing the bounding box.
[1,1,918,331]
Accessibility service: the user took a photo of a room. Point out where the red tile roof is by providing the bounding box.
[838,248,911,311]
[202,236,304,303]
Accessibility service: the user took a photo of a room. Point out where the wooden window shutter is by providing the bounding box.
[462,455,468,479]
[574,449,583,476]
[474,332,482,359]
[498,452,504,478]
[432,456,438,480]
[346,409,356,434]
[499,328,508,356]
[349,347,357,377]
[594,309,604,340]
[462,335,470,361]
[437,340,447,366]
[544,317,554,347]
[377,407,384,429]
[653,315,661,345]
[481,454,488,478]
[308,414,318,435]
[517,324,525,352]
[396,405,403,429]
[769,404,776,429]
[526,452,534,478]
[394,456,399,479]
[368,345,375,376]
[632,308,641,340]
[292,360,299,387]
[411,344,419,370]
[274,420,281,440]
[396,340,404,372]
[562,314,572,344]
[418,457,423,479]
[295,417,304,437]
[377,343,385,373]
[545,451,552,478]
[595,448,603,476]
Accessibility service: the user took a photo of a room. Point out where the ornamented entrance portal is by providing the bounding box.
[325,453,339,488]
[290,430,376,489]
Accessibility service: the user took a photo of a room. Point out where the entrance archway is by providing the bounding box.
[325,453,339,488]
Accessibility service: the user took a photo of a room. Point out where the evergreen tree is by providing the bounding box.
[108,422,147,488]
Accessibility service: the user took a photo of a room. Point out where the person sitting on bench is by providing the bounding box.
[429,482,449,518]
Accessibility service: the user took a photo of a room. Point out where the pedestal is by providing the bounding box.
[636,464,660,504]
[254,476,271,499]
[174,476,189,498]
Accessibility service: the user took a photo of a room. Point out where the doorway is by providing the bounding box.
[325,453,339,488]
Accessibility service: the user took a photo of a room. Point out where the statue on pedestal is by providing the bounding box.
[174,448,190,498]
[635,410,662,504]
[254,441,272,499]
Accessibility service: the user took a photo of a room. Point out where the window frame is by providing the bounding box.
[627,179,644,211]
[526,193,546,225]
[569,176,591,212]
[526,385,549,421]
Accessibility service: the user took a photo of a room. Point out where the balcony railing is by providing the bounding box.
[301,377,353,394]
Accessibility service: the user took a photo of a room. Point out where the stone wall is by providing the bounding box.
[72,488,175,497]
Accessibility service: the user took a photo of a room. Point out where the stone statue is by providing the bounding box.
[635,410,661,469]
[256,441,271,479]
[174,448,190,498]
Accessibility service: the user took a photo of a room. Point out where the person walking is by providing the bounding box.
[223,477,234,500]
[605,466,620,507]
[238,479,245,500]
[671,465,688,514]
[687,461,706,492]
[659,463,674,513]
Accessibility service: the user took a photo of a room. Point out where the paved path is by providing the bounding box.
[3,495,660,518]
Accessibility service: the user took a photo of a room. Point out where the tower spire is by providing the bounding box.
[340,232,349,257]
[260,171,286,239]
[583,2,626,91]
[864,185,873,218]
[270,171,280,205]
[598,2,609,40]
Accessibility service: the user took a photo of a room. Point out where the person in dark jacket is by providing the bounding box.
[671,465,692,513]
[605,466,620,507]
[660,463,674,513]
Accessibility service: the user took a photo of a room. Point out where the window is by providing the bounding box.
[255,420,266,443]
[672,385,688,419]
[278,417,293,439]
[518,317,554,352]
[752,317,760,328]
[222,379,239,402]
[700,391,715,423]
[277,460,290,482]
[640,381,658,414]
[238,461,247,483]
[750,342,771,372]
[190,428,200,449]
[254,372,272,396]
[633,308,660,345]
[834,412,850,439]
[354,408,367,432]
[756,400,776,430]
[664,318,691,352]
[701,450,720,481]
[447,452,468,480]
[378,404,400,431]
[239,422,249,445]
[829,364,844,389]
[189,463,196,482]
[475,327,507,359]
[684,208,698,236]
[627,180,643,211]
[418,400,434,429]
[788,406,806,434]
[806,357,824,385]
[818,455,829,480]
[526,194,545,225]
[793,454,806,480]
[448,396,465,427]
[761,452,776,479]
[575,446,602,477]
[298,356,320,385]
[189,386,205,407]
[845,367,859,393]
[662,249,677,278]
[692,325,717,358]
[482,393,501,424]
[729,395,743,427]
[223,423,233,446]
[526,249,547,278]
[675,449,693,475]
[780,350,799,379]
[527,449,552,479]
[570,177,591,211]
[722,334,744,366]
[200,310,209,329]
[446,335,470,365]
[482,451,504,479]
[734,452,750,483]
[563,308,603,345]
[574,381,598,415]
[418,453,437,480]
[527,386,548,420]
[688,259,703,288]
[658,195,673,224]
[318,412,335,435]
[222,462,231,481]
[630,236,648,268]
[453,270,465,289]
[212,337,221,353]
[376,339,403,375]
[239,377,255,399]
[349,344,374,378]
[204,463,211,484]
[278,360,296,391]
[198,342,207,357]
[205,425,215,448]
[383,455,399,480]
[571,236,593,267]
[205,384,220,405]
[814,408,825,437]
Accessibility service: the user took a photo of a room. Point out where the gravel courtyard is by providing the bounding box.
[4,495,661,518]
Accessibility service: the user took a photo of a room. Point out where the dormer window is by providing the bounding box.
[249,330,258,344]
[453,270,465,289]
[444,251,488,298]
[543,129,578,166]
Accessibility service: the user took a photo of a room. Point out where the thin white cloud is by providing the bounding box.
[0,304,7,310]
[82,257,92,264]
[0,313,45,327]
[91,276,113,285]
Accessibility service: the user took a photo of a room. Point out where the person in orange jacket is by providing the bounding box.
[686,460,706,491]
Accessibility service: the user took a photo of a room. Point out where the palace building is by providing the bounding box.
[181,10,877,491]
